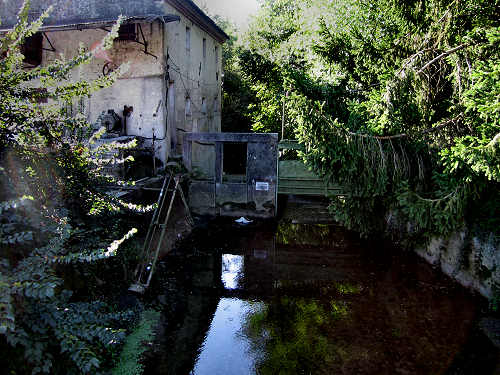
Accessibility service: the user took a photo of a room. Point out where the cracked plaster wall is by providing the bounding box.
[3,0,223,165]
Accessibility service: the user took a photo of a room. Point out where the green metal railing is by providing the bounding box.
[278,140,343,196]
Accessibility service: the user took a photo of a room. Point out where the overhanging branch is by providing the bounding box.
[416,44,470,74]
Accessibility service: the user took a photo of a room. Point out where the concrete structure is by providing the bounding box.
[183,133,279,218]
[0,0,228,165]
[386,213,500,299]
[415,231,500,300]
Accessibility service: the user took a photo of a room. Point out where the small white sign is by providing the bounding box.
[255,181,269,191]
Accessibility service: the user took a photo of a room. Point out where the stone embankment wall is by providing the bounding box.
[414,231,500,299]
[385,212,500,299]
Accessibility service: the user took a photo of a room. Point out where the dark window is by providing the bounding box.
[186,27,191,52]
[201,97,206,114]
[117,24,136,41]
[185,97,192,117]
[213,97,219,112]
[22,32,43,67]
[223,142,247,183]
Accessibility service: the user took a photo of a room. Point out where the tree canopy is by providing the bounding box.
[230,0,499,237]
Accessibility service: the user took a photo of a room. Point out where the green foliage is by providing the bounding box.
[239,0,499,238]
[5,295,134,375]
[245,296,344,374]
[442,27,500,183]
[0,209,138,374]
[395,181,468,235]
[111,310,160,375]
[208,15,255,133]
[0,2,147,374]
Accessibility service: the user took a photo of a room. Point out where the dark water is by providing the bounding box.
[144,221,497,375]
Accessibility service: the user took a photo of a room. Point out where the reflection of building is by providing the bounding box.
[218,224,363,294]
[222,254,245,289]
[0,0,228,166]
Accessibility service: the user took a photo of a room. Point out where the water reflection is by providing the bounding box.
[221,255,244,290]
[145,222,490,375]
[192,298,263,375]
[244,296,348,374]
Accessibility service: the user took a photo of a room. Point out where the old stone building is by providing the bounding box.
[0,0,228,166]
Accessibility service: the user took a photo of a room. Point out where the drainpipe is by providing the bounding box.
[152,99,163,176]
[161,21,169,164]
[152,130,156,176]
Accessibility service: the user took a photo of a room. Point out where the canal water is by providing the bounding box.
[143,220,497,374]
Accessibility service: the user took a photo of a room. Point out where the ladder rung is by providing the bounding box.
[131,173,193,294]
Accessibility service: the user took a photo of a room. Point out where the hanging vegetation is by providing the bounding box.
[0,2,153,374]
[235,0,499,238]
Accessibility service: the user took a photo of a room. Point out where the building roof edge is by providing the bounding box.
[165,0,229,43]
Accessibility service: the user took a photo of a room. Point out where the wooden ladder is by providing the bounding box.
[129,173,193,294]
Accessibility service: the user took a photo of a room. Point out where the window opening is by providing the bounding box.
[78,96,86,114]
[63,100,73,117]
[185,97,192,117]
[117,24,136,41]
[203,38,206,61]
[222,142,247,183]
[168,82,177,151]
[22,32,43,67]
[201,97,207,114]
[215,45,219,81]
[186,27,191,52]
[213,97,219,113]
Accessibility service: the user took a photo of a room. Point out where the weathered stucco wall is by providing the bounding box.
[162,2,223,157]
[415,231,500,299]
[2,0,225,165]
[38,22,169,161]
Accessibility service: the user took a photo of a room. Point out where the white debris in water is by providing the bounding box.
[235,217,253,224]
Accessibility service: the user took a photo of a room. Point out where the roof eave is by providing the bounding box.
[0,14,180,33]
[165,0,229,44]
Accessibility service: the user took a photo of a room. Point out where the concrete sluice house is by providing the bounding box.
[0,0,229,174]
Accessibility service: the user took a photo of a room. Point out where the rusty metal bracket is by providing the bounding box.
[42,32,56,53]
[134,23,157,59]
